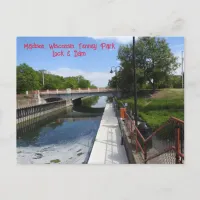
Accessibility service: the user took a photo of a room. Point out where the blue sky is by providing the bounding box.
[17,36,184,87]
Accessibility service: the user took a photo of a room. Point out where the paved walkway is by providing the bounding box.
[88,103,128,164]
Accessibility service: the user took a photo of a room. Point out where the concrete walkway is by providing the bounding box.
[88,103,128,164]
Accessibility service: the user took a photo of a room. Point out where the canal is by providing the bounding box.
[17,96,108,164]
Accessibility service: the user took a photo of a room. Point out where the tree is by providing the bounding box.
[17,63,97,93]
[110,37,180,92]
[17,63,40,93]
[136,37,179,91]
[64,77,79,89]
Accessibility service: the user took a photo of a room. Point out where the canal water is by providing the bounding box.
[17,96,107,164]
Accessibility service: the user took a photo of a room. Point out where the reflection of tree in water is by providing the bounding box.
[82,96,99,107]
[47,119,65,129]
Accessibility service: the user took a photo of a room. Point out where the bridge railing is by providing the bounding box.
[34,88,117,94]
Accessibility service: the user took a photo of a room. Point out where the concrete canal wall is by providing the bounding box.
[16,100,73,124]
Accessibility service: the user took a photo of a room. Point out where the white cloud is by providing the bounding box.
[174,51,184,75]
[116,59,121,64]
[89,36,137,44]
[50,68,114,87]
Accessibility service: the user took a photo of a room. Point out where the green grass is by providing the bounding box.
[118,89,184,130]
[152,89,184,99]
[140,110,184,130]
[50,159,61,163]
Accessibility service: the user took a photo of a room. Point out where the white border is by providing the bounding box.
[0,0,200,200]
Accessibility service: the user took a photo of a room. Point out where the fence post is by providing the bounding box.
[79,88,80,92]
[176,123,181,164]
[144,142,147,164]
[26,91,28,95]
[47,89,49,94]
[56,89,58,94]
[135,121,138,153]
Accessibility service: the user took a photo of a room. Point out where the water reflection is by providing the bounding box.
[17,96,108,164]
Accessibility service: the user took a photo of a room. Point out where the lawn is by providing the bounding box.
[118,89,184,130]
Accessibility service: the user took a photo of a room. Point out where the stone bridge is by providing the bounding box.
[33,88,120,104]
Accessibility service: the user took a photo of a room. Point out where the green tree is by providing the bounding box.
[17,63,97,93]
[17,63,40,93]
[136,37,179,91]
[110,37,180,92]
[64,77,79,89]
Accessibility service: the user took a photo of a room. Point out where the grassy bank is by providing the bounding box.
[119,89,184,130]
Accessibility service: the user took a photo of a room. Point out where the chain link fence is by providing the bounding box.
[113,97,184,164]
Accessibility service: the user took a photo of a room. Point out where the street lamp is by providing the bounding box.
[110,66,120,96]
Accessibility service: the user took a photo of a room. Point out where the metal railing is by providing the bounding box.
[133,116,184,164]
[114,98,184,164]
[31,88,117,95]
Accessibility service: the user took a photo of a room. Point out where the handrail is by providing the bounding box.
[170,116,184,124]
[135,116,184,164]
[145,120,171,143]
[136,139,145,155]
[135,126,146,143]
[17,88,118,95]
[116,97,184,164]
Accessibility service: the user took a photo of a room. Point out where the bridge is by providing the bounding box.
[32,88,120,104]
[17,88,184,164]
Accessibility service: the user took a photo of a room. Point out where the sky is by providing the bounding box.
[17,36,184,87]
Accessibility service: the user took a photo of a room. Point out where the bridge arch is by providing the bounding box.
[45,97,63,103]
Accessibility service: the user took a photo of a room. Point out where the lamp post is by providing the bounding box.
[132,37,138,126]
[110,66,120,97]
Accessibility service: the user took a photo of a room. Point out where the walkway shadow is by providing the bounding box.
[102,125,128,164]
[102,125,118,129]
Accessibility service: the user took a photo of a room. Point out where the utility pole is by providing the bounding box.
[133,37,138,126]
[39,70,46,86]
[42,71,44,86]
[181,51,184,88]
